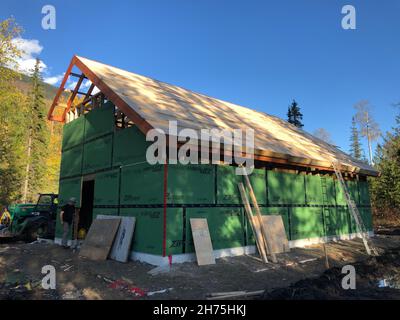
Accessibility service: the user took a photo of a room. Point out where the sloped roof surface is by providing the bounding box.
[51,56,378,176]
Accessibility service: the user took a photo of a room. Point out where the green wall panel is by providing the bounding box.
[246,168,267,205]
[55,177,82,238]
[305,175,324,205]
[246,207,290,244]
[119,208,183,255]
[92,208,119,220]
[216,165,242,204]
[93,169,120,206]
[335,180,347,205]
[347,180,360,205]
[323,177,337,205]
[185,207,245,253]
[167,164,215,204]
[290,207,324,240]
[82,135,113,174]
[268,171,306,204]
[349,207,373,233]
[60,145,83,178]
[336,179,359,205]
[62,116,85,150]
[84,102,115,141]
[324,207,350,236]
[359,181,371,205]
[120,163,164,205]
[112,126,150,166]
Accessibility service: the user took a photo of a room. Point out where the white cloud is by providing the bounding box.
[44,74,64,85]
[12,38,43,59]
[66,80,78,90]
[11,37,47,74]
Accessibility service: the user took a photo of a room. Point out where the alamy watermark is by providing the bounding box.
[341,5,356,30]
[341,265,356,290]
[42,5,56,30]
[145,121,255,175]
[41,264,56,289]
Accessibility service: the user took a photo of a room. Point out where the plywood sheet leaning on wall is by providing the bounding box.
[97,215,136,262]
[190,218,216,266]
[79,218,121,260]
[261,215,290,254]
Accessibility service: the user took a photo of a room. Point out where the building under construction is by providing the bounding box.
[48,56,378,265]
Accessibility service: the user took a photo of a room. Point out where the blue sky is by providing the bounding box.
[1,0,399,155]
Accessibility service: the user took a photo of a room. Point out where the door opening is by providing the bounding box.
[79,179,95,237]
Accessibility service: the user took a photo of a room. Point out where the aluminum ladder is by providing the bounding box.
[331,161,378,256]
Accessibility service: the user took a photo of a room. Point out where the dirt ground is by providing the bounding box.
[1,226,399,300]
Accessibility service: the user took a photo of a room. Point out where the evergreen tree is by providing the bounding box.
[349,116,363,160]
[287,99,304,128]
[22,58,49,202]
[369,105,400,217]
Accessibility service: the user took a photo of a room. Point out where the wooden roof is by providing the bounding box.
[48,56,378,176]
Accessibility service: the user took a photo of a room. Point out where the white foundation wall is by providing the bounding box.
[53,230,374,266]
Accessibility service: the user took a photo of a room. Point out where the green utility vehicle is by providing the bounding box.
[0,193,58,241]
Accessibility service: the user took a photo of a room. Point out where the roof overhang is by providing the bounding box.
[48,56,379,177]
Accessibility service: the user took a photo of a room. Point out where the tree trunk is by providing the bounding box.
[22,132,32,203]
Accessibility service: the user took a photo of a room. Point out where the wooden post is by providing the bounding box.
[238,183,268,263]
[243,174,278,263]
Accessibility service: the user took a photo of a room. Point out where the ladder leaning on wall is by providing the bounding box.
[331,161,379,256]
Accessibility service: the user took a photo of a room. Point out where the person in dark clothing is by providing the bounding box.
[60,197,76,248]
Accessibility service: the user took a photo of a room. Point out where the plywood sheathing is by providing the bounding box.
[49,56,378,176]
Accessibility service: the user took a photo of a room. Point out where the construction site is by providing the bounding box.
[2,55,400,300]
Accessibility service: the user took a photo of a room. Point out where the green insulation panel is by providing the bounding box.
[185,207,245,253]
[60,145,83,178]
[82,135,113,174]
[347,180,360,205]
[120,163,164,205]
[305,174,324,205]
[324,207,350,236]
[62,116,85,150]
[167,164,215,204]
[246,168,267,205]
[290,207,324,240]
[323,177,337,205]
[55,177,82,238]
[335,180,347,205]
[119,208,183,256]
[246,207,290,244]
[92,208,119,220]
[359,180,371,205]
[349,206,373,233]
[93,169,120,206]
[216,165,242,204]
[84,102,115,141]
[112,126,150,166]
[267,171,306,204]
[336,179,359,205]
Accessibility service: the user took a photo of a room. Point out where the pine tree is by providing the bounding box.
[287,99,304,128]
[349,116,363,160]
[369,105,400,217]
[22,58,49,202]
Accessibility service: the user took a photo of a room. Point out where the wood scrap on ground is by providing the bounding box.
[207,290,265,300]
